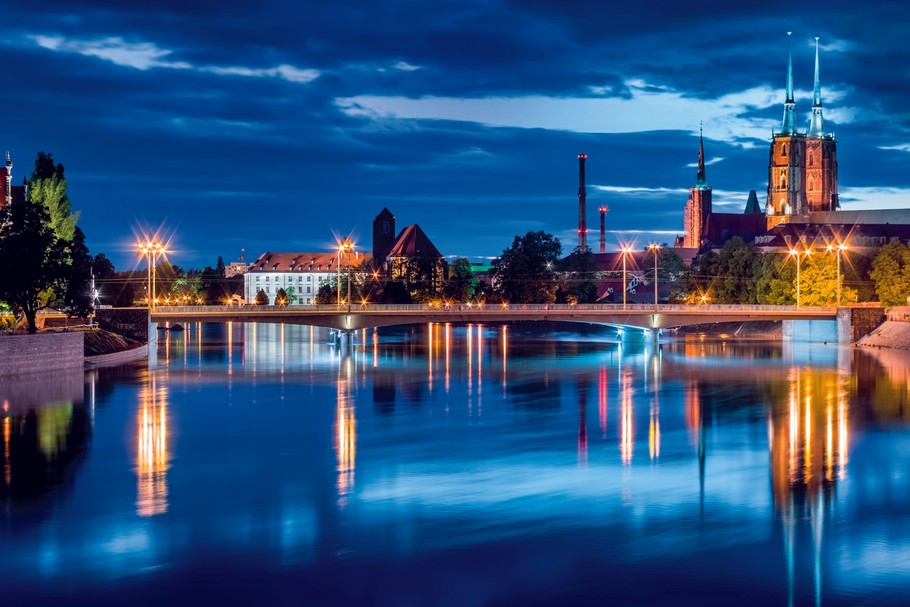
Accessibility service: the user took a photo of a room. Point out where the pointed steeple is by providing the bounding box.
[809,37,825,137]
[696,122,707,187]
[781,32,797,134]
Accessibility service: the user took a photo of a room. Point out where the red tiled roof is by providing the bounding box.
[248,251,373,272]
[385,224,442,259]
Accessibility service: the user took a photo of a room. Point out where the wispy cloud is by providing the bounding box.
[30,34,320,84]
[839,186,910,209]
[686,156,725,168]
[879,143,910,152]
[336,80,858,143]
[31,35,191,70]
[394,61,421,72]
[591,185,688,197]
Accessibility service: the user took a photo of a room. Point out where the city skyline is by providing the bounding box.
[2,1,909,269]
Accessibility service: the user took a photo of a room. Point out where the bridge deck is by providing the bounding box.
[150,303,839,332]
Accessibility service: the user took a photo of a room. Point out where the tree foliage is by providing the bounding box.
[490,231,562,303]
[870,241,910,306]
[0,197,69,333]
[557,247,598,304]
[255,289,269,305]
[442,258,477,301]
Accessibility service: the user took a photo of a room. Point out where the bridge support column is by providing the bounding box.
[148,317,158,369]
[782,319,838,344]
[333,329,355,353]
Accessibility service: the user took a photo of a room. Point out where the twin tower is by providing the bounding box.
[684,35,839,248]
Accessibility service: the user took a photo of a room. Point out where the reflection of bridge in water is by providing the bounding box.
[152,303,842,340]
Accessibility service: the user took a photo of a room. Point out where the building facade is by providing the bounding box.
[0,152,27,212]
[244,251,372,305]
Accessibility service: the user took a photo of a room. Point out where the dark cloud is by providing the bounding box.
[0,1,907,269]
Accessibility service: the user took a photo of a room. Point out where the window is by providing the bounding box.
[383,221,390,234]
[807,151,814,166]
[781,144,787,157]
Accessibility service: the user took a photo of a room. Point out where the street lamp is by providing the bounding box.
[789,247,811,307]
[138,240,167,309]
[621,246,634,308]
[826,242,848,306]
[648,244,661,308]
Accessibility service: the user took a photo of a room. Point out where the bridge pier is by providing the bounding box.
[332,329,355,353]
[148,318,158,369]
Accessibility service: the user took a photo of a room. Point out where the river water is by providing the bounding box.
[2,322,910,606]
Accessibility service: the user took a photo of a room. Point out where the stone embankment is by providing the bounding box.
[857,306,910,350]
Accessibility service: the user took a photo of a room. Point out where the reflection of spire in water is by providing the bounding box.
[577,378,588,465]
[3,406,10,487]
[501,325,508,395]
[136,371,169,517]
[649,400,660,461]
[467,324,473,413]
[620,367,633,465]
[336,357,356,501]
[445,324,451,395]
[770,366,850,607]
[476,324,483,417]
[598,366,607,438]
[427,323,434,392]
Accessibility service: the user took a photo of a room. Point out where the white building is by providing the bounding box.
[244,251,372,305]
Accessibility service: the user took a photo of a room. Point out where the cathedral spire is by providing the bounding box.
[809,37,825,137]
[781,32,797,134]
[696,122,707,187]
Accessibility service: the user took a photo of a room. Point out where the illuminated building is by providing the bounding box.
[244,251,373,305]
[682,127,712,249]
[0,152,28,212]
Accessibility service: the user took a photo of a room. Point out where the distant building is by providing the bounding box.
[372,207,397,268]
[244,251,372,305]
[682,128,712,249]
[0,152,28,212]
[225,262,251,278]
[383,223,447,290]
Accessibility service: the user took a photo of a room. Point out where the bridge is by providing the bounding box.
[149,303,852,342]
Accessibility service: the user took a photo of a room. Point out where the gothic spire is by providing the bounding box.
[696,122,707,187]
[809,37,825,137]
[781,32,797,134]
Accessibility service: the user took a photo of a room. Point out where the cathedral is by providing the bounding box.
[767,35,838,227]
[682,35,840,250]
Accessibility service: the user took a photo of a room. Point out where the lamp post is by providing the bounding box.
[789,247,811,307]
[827,242,847,306]
[346,242,355,314]
[138,241,166,309]
[621,246,633,308]
[649,244,661,308]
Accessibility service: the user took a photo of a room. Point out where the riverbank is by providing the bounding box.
[856,306,910,350]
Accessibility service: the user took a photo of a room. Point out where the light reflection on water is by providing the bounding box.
[1,322,910,605]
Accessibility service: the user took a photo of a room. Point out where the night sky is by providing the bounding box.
[2,0,908,270]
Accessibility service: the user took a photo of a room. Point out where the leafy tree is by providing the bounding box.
[285,286,298,304]
[378,280,413,304]
[869,241,910,306]
[490,231,562,303]
[255,289,269,305]
[0,197,69,333]
[62,226,94,317]
[275,288,289,305]
[442,258,477,301]
[315,282,336,304]
[798,253,857,305]
[29,175,78,242]
[656,247,687,301]
[557,247,598,304]
[754,253,794,305]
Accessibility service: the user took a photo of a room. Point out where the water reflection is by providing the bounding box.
[0,367,90,512]
[136,369,169,516]
[5,324,910,605]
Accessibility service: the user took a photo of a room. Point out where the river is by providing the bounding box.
[2,322,909,606]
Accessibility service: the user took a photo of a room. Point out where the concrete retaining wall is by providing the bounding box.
[782,319,838,343]
[96,307,149,342]
[0,332,84,376]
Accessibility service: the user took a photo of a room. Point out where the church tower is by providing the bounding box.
[683,126,712,248]
[805,37,839,213]
[767,33,807,229]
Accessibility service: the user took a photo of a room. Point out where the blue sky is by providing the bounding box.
[2,0,909,270]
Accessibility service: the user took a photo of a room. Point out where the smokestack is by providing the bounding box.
[578,154,587,251]
[599,206,607,254]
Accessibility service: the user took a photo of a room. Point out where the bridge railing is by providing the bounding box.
[154,303,838,314]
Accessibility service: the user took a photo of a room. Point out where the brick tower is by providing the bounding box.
[683,126,712,248]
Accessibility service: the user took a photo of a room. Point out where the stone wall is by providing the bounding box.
[0,332,84,376]
[96,307,149,342]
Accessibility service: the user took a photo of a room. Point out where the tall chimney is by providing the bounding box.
[577,154,587,251]
[599,206,607,254]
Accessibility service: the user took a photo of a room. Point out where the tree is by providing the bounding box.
[0,197,69,333]
[29,175,78,242]
[490,231,562,303]
[315,282,336,304]
[275,288,289,306]
[442,258,477,301]
[689,238,758,304]
[754,253,794,305]
[799,253,858,306]
[557,247,598,304]
[254,289,269,305]
[869,241,910,306]
[62,226,94,317]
